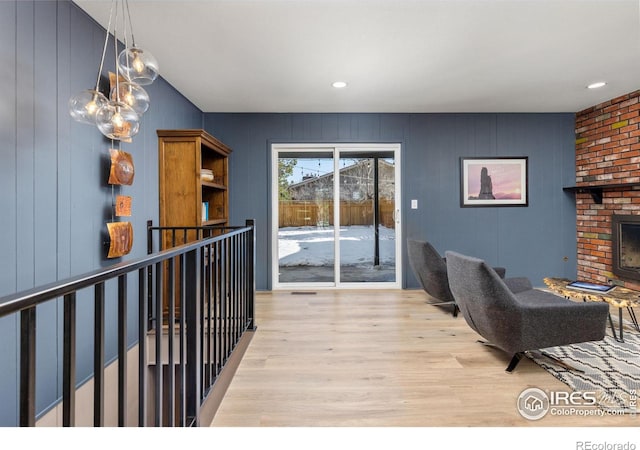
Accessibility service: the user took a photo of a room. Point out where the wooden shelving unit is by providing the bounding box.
[158,129,231,235]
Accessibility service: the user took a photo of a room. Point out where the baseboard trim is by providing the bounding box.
[197,328,256,426]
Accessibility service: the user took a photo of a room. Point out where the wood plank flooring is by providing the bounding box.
[210,289,638,427]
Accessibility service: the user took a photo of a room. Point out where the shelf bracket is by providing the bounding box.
[585,188,603,204]
[565,186,604,204]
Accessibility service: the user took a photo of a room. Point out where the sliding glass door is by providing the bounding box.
[272,144,401,288]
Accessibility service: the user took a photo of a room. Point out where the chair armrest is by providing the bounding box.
[493,267,506,278]
[518,299,609,348]
[504,277,533,294]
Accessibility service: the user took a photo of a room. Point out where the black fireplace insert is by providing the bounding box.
[611,214,640,282]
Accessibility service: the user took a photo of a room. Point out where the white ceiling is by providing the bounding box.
[74,0,640,113]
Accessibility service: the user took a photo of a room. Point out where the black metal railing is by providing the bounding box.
[0,220,255,427]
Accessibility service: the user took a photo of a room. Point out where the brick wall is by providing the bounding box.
[575,90,640,289]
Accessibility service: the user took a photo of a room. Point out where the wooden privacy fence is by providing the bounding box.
[279,200,395,228]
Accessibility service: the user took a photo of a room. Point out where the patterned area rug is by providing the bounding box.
[527,328,640,414]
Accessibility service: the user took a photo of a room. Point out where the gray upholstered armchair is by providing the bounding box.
[444,250,609,372]
[407,240,506,317]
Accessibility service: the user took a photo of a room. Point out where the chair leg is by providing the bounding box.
[476,341,523,373]
[629,306,640,332]
[425,300,458,317]
[505,353,523,373]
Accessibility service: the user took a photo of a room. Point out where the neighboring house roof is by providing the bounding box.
[286,159,395,201]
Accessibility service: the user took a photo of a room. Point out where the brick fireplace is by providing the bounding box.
[574,90,640,290]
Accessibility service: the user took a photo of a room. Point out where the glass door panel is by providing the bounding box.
[277,152,335,284]
[338,152,396,283]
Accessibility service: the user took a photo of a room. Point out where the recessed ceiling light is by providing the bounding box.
[332,81,347,88]
[587,82,606,89]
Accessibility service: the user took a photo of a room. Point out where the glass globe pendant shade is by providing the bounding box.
[68,89,108,125]
[118,47,159,86]
[95,101,140,140]
[111,81,150,115]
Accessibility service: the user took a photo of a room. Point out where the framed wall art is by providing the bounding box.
[460,157,528,207]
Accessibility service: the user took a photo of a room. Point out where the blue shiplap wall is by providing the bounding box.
[0,1,202,426]
[203,113,577,291]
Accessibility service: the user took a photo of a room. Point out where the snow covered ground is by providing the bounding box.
[278,225,396,266]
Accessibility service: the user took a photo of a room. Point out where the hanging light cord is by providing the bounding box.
[113,2,120,99]
[125,0,136,47]
[94,0,116,93]
[121,0,129,49]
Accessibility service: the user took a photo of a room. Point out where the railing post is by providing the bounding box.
[154,261,163,426]
[213,241,220,375]
[19,308,36,427]
[179,253,187,426]
[63,293,77,427]
[246,219,256,330]
[118,275,127,427]
[147,220,154,331]
[147,220,153,254]
[137,268,147,427]
[94,283,105,427]
[220,239,227,364]
[167,258,176,427]
[185,247,201,426]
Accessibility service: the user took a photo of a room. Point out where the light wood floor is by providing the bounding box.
[210,289,638,427]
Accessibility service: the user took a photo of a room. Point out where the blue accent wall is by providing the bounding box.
[203,113,577,291]
[0,1,202,426]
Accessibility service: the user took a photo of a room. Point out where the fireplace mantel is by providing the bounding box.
[563,182,640,204]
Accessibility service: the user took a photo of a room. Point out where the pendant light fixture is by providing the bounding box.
[96,100,140,140]
[69,0,158,141]
[118,48,159,86]
[68,88,109,125]
[111,81,150,115]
